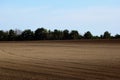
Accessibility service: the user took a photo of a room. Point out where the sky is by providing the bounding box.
[0,0,120,35]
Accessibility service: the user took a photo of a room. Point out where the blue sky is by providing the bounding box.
[0,0,120,35]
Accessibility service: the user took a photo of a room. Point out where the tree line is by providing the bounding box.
[0,28,120,41]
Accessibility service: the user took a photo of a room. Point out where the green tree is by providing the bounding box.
[70,30,79,39]
[0,30,5,41]
[8,29,16,41]
[47,30,53,40]
[63,29,70,40]
[84,31,93,39]
[115,34,120,39]
[35,28,48,40]
[0,30,9,41]
[53,29,63,40]
[103,31,111,39]
[21,29,34,40]
[3,31,9,41]
[93,36,100,39]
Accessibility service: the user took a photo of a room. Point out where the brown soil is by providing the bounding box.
[0,40,120,80]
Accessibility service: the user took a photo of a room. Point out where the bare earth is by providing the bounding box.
[0,40,120,80]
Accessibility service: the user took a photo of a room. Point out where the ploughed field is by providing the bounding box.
[0,40,120,80]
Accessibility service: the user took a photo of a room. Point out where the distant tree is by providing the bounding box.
[14,29,22,35]
[84,31,93,39]
[53,29,59,40]
[103,31,111,39]
[14,29,22,41]
[79,34,83,39]
[0,30,5,41]
[70,30,79,39]
[100,35,103,39]
[35,28,48,40]
[47,30,54,40]
[115,34,120,39]
[63,29,70,40]
[53,29,63,40]
[21,29,34,40]
[3,31,9,41]
[93,36,100,39]
[0,28,120,41]
[8,29,16,41]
